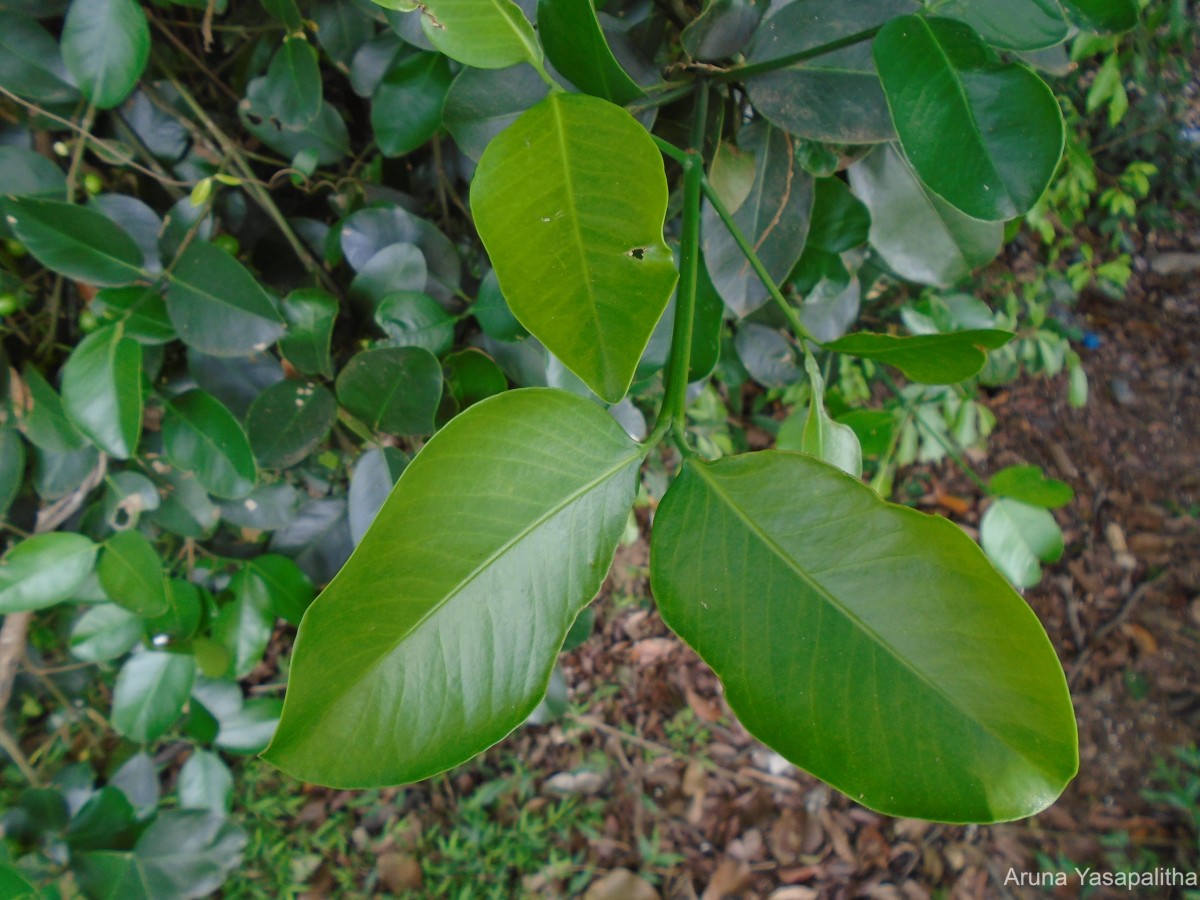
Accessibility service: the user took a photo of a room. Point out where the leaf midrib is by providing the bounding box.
[690,458,1059,778]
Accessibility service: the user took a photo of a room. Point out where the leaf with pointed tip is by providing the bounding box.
[212,569,275,679]
[0,533,97,614]
[61,324,143,459]
[61,0,150,109]
[825,329,1013,384]
[371,50,453,157]
[264,389,642,787]
[981,498,1065,588]
[1,197,145,287]
[111,651,196,743]
[1059,0,1138,33]
[471,93,676,402]
[873,16,1065,220]
[936,0,1069,50]
[97,530,169,618]
[263,37,322,128]
[162,390,257,500]
[537,0,644,104]
[0,11,81,106]
[799,355,862,477]
[416,0,541,69]
[988,465,1073,509]
[650,452,1077,822]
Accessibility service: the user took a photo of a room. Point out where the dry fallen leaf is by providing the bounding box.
[584,868,660,900]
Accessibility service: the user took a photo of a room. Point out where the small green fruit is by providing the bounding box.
[212,234,241,256]
[78,310,99,332]
[83,173,103,195]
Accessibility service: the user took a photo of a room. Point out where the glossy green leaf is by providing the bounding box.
[178,750,234,814]
[682,0,765,61]
[347,447,408,544]
[245,554,314,626]
[825,330,1013,384]
[745,0,917,144]
[849,144,1003,286]
[67,786,137,852]
[936,0,1070,50]
[471,269,527,341]
[1,197,145,287]
[0,533,97,614]
[240,81,350,166]
[444,348,508,410]
[165,241,285,357]
[650,452,1077,822]
[0,864,38,899]
[874,16,1065,220]
[0,146,67,201]
[16,365,86,453]
[443,64,548,162]
[263,37,322,128]
[246,380,336,469]
[111,651,197,743]
[702,120,815,317]
[144,579,203,642]
[989,465,1074,509]
[375,291,454,355]
[61,0,150,109]
[148,468,219,539]
[70,603,143,662]
[60,324,143,459]
[92,287,176,345]
[537,0,644,104]
[97,530,169,618]
[265,389,642,787]
[415,0,542,69]
[1059,0,1138,33]
[371,51,453,156]
[162,390,257,500]
[220,484,301,532]
[734,324,800,388]
[798,355,862,477]
[349,244,427,312]
[212,569,275,679]
[0,427,24,521]
[279,288,337,378]
[981,498,1065,588]
[215,697,282,755]
[336,346,443,435]
[472,93,677,402]
[0,12,80,106]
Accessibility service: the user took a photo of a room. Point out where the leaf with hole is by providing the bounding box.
[264,389,642,786]
[472,93,677,402]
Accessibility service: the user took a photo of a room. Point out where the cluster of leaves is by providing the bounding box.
[0,0,1147,892]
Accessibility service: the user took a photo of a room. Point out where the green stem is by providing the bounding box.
[630,83,695,112]
[651,135,689,165]
[698,177,814,344]
[714,26,883,82]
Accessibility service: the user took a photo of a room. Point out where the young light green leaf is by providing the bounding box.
[650,452,1078,822]
[162,390,257,500]
[165,241,285,357]
[336,346,443,435]
[1,197,145,287]
[988,465,1074,509]
[97,530,169,618]
[799,355,862,478]
[849,144,1003,286]
[264,389,642,787]
[414,0,541,69]
[111,651,197,743]
[874,16,1065,220]
[471,93,677,402]
[61,0,150,109]
[246,380,336,469]
[981,498,1065,588]
[536,0,645,105]
[61,324,143,459]
[0,533,97,614]
[825,329,1013,384]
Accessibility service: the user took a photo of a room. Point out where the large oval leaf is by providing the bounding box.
[162,390,257,500]
[262,37,322,129]
[650,452,1077,822]
[1,197,145,287]
[936,0,1069,51]
[472,93,677,403]
[246,380,336,469]
[165,241,285,357]
[849,144,1003,286]
[61,0,150,109]
[371,50,454,157]
[416,0,541,69]
[873,16,1064,221]
[60,324,143,459]
[537,0,644,105]
[0,533,97,614]
[264,389,642,787]
[336,346,442,436]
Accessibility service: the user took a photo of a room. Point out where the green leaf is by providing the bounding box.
[798,355,862,477]
[988,465,1074,509]
[981,498,1065,588]
[61,0,150,109]
[60,324,143,459]
[873,16,1065,220]
[1,197,145,287]
[471,93,677,402]
[347,447,408,544]
[67,786,137,852]
[443,348,508,411]
[375,291,455,355]
[650,452,1077,822]
[745,0,917,144]
[246,380,336,469]
[936,0,1069,50]
[702,120,815,317]
[0,427,25,522]
[111,651,197,742]
[162,390,257,500]
[682,0,765,61]
[1059,0,1138,33]
[245,554,314,626]
[263,37,322,128]
[212,569,276,679]
[849,144,1003,286]
[349,244,427,312]
[443,64,548,162]
[0,146,67,201]
[0,533,97,614]
[264,389,642,787]
[0,11,80,106]
[0,863,38,900]
[825,330,1013,384]
[536,0,644,104]
[336,346,443,435]
[144,579,203,642]
[177,750,234,814]
[165,241,285,357]
[415,0,542,69]
[279,288,337,378]
[93,287,176,345]
[240,82,350,166]
[70,603,142,662]
[16,364,86,453]
[371,50,453,157]
[97,530,169,618]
